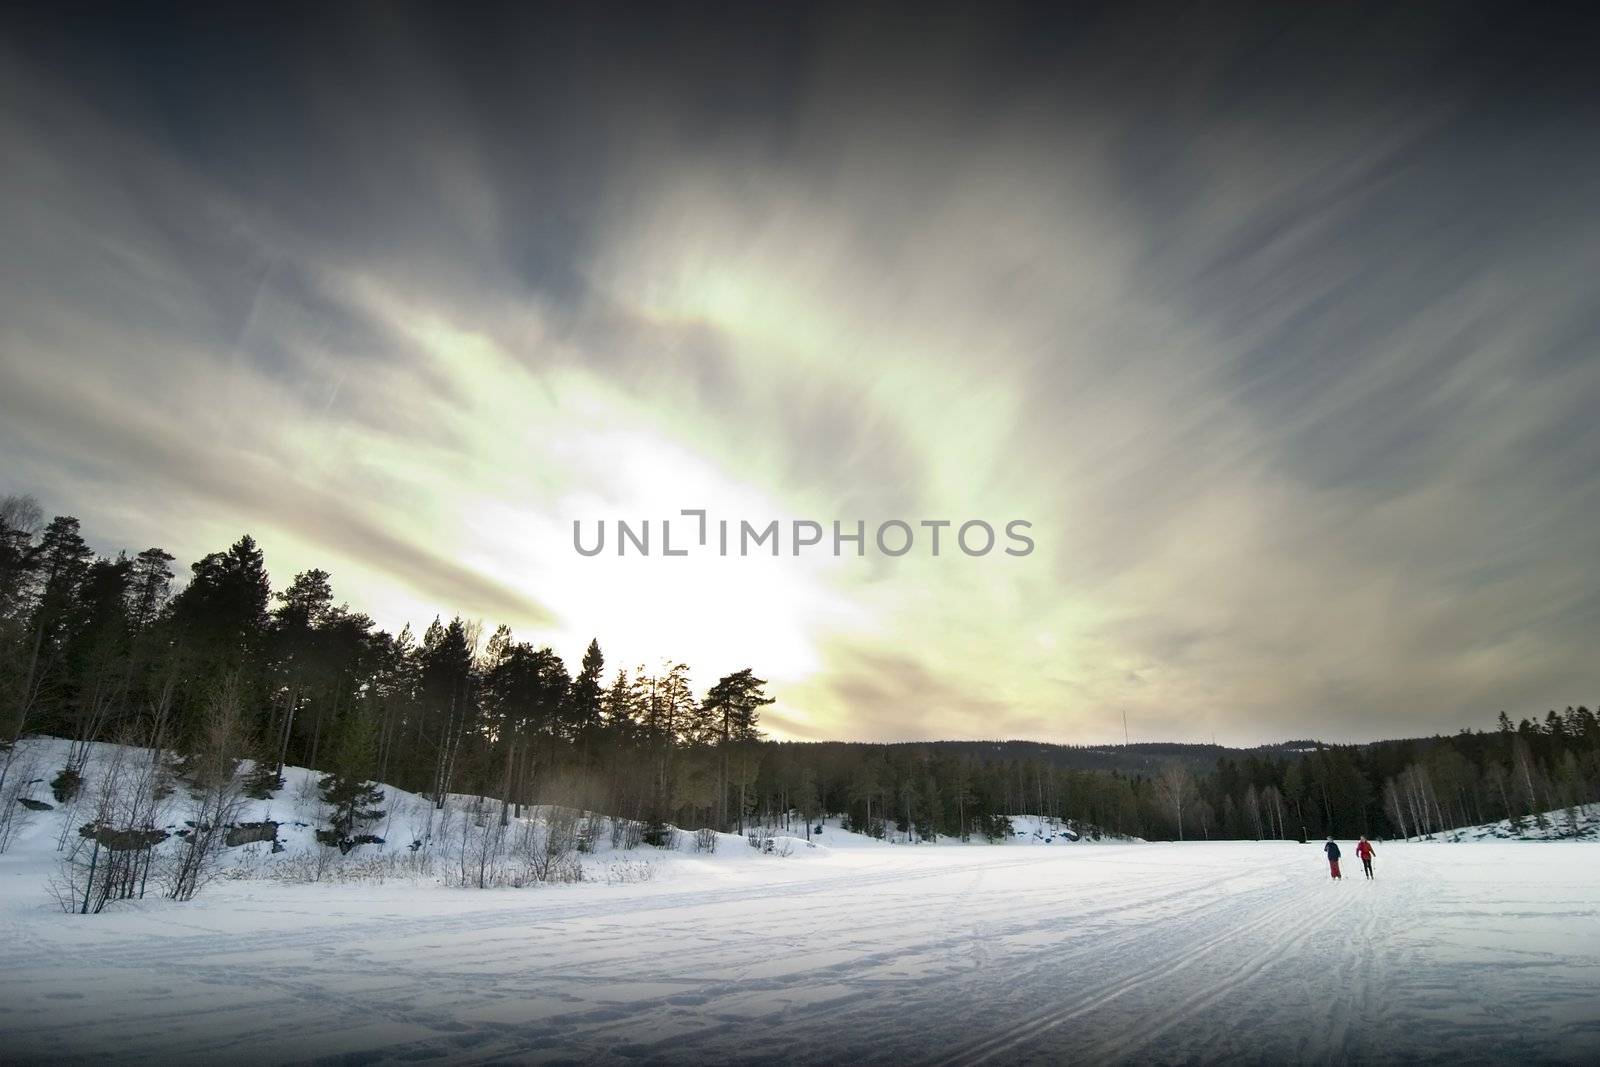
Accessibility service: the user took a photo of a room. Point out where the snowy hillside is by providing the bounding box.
[0,736,1131,905]
[1433,802,1600,842]
[0,735,831,890]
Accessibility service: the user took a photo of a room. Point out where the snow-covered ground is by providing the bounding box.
[1439,802,1600,842]
[1,740,1598,1064]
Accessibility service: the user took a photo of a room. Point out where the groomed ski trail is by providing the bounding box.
[2,842,1596,1064]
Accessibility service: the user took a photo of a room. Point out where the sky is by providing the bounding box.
[2,3,1598,745]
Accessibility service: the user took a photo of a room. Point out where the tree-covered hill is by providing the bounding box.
[3,494,1595,847]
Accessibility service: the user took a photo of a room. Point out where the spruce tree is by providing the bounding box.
[568,639,605,759]
[316,711,385,853]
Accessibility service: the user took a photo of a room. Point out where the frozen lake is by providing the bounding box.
[3,837,1597,1064]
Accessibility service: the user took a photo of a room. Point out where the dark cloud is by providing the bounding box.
[3,3,1598,741]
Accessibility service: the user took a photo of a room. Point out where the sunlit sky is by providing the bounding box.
[3,5,1598,745]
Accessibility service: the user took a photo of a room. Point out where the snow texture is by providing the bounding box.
[1434,803,1600,842]
[2,738,1598,1064]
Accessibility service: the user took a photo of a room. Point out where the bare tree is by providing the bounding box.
[462,796,508,889]
[1154,762,1194,842]
[49,730,170,914]
[0,745,43,852]
[527,806,582,883]
[1383,778,1410,841]
[1512,735,1547,829]
[163,676,250,900]
[1260,784,1285,839]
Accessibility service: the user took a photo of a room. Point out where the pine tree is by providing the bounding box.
[268,569,335,776]
[568,639,605,760]
[703,669,773,831]
[172,535,271,666]
[125,548,175,636]
[601,669,641,746]
[418,616,475,807]
[796,766,821,840]
[12,516,94,741]
[60,555,135,770]
[316,710,385,854]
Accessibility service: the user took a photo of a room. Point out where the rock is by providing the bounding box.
[225,820,279,848]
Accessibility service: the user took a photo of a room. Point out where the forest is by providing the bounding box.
[3,494,1597,852]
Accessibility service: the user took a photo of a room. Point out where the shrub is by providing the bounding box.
[241,762,282,800]
[577,814,604,853]
[268,849,434,885]
[316,829,384,852]
[50,767,82,804]
[643,822,678,850]
[746,829,794,857]
[602,859,656,885]
[0,750,46,853]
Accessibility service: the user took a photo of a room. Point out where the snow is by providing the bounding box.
[1435,803,1600,842]
[2,738,1599,1063]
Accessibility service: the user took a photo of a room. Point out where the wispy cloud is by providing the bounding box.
[2,7,1597,743]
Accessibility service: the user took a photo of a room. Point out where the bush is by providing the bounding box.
[577,814,604,853]
[268,849,434,885]
[602,859,655,885]
[315,829,384,853]
[643,822,678,850]
[746,829,794,857]
[982,814,1013,842]
[693,827,718,853]
[241,762,282,800]
[0,750,46,853]
[437,854,584,888]
[50,767,82,804]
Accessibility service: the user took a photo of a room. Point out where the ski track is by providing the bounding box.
[2,843,1598,1065]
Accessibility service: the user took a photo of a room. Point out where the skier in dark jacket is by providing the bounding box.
[1323,837,1342,880]
[1356,836,1375,879]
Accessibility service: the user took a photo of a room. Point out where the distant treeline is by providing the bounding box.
[2,496,1596,843]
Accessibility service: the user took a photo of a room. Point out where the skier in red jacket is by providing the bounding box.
[1356,836,1375,879]
[1323,837,1342,879]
